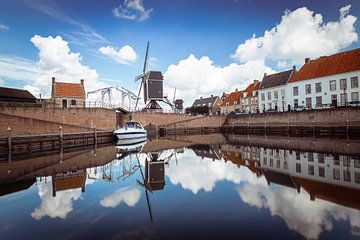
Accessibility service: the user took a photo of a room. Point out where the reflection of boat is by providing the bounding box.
[113,121,147,140]
[115,137,147,153]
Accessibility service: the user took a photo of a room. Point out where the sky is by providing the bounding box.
[0,0,359,107]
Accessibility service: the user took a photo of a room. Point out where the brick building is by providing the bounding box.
[240,80,261,114]
[51,77,86,108]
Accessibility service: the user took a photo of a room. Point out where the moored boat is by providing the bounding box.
[113,121,147,140]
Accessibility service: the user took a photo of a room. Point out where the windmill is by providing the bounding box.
[135,41,173,111]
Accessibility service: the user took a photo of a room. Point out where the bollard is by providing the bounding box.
[94,125,97,144]
[59,126,63,146]
[7,127,11,152]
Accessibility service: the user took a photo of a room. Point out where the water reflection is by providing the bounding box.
[0,134,359,240]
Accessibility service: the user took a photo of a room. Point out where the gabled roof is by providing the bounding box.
[243,80,261,97]
[54,82,85,98]
[289,48,360,83]
[0,87,36,99]
[192,95,219,107]
[220,90,243,107]
[259,69,295,90]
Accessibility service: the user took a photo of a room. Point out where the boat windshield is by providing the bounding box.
[125,122,143,129]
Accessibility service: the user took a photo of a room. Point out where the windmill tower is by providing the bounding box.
[135,41,171,111]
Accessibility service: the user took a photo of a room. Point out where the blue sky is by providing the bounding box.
[0,0,359,105]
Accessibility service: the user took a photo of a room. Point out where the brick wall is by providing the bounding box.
[0,113,92,136]
[0,107,116,130]
[121,112,196,127]
[166,115,226,128]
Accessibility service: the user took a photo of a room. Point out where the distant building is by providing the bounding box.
[0,86,37,104]
[287,48,360,109]
[174,99,184,113]
[51,77,86,108]
[191,95,222,115]
[220,88,243,115]
[240,80,261,114]
[258,67,297,112]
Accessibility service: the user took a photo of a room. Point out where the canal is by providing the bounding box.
[0,134,359,240]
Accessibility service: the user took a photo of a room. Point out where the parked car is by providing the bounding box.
[293,105,307,111]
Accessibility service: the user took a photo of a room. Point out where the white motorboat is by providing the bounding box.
[113,121,147,140]
[115,137,147,153]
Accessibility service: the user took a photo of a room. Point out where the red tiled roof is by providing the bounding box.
[290,48,360,83]
[243,80,261,97]
[220,90,243,107]
[55,82,85,98]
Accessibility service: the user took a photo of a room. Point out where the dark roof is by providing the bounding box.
[0,87,36,99]
[263,170,299,189]
[290,48,360,83]
[259,69,295,89]
[192,95,219,107]
[146,71,163,80]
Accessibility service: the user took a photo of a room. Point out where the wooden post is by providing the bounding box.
[7,127,11,152]
[94,125,97,145]
[59,126,63,146]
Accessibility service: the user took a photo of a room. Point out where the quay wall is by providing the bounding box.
[121,112,196,127]
[0,107,116,135]
[0,113,92,136]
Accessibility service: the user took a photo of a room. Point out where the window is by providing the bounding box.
[318,153,324,163]
[261,93,265,101]
[276,160,280,168]
[351,92,359,102]
[270,158,273,167]
[356,172,360,184]
[319,167,325,177]
[71,99,77,105]
[344,170,351,182]
[316,96,322,107]
[305,84,311,94]
[296,163,301,173]
[226,102,229,106]
[262,104,265,111]
[296,151,300,160]
[308,165,314,175]
[306,97,312,109]
[294,99,298,108]
[293,86,299,96]
[333,169,340,180]
[268,103,272,109]
[281,90,285,98]
[315,82,322,93]
[283,161,288,170]
[340,78,347,90]
[334,155,340,165]
[267,92,271,100]
[308,152,314,162]
[330,80,336,91]
[62,99,67,108]
[351,76,359,88]
[274,91,278,100]
[234,101,238,105]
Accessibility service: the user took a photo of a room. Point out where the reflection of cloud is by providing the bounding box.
[100,187,141,208]
[238,180,360,240]
[31,181,81,220]
[166,150,259,194]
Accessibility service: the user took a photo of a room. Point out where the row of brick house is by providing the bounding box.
[191,47,360,115]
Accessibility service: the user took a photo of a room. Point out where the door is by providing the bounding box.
[62,99,67,108]
[331,94,337,107]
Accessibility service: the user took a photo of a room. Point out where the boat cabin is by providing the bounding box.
[125,121,144,129]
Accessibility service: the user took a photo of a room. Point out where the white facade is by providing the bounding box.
[258,86,287,112]
[286,70,360,109]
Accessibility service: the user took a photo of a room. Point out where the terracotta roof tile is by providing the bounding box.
[55,82,85,98]
[243,80,261,96]
[290,48,360,83]
[220,90,243,107]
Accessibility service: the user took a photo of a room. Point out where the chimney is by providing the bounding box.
[235,88,238,92]
[254,79,259,84]
[211,94,213,97]
[263,73,267,78]
[80,79,84,86]
[292,65,296,71]
[305,58,310,64]
[200,96,203,99]
[52,77,55,84]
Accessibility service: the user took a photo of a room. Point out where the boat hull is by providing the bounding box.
[115,132,147,140]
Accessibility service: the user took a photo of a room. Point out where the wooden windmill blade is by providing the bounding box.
[135,41,150,109]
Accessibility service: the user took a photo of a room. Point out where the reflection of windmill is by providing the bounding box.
[135,41,173,111]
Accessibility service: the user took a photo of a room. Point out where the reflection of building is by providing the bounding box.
[51,169,86,197]
[145,153,165,191]
[191,144,222,161]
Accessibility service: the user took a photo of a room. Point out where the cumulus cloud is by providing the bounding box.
[0,55,39,83]
[232,5,358,64]
[238,179,360,239]
[164,55,274,106]
[165,149,260,194]
[25,35,106,97]
[31,180,82,220]
[0,23,9,30]
[99,45,137,64]
[100,187,141,208]
[113,0,153,21]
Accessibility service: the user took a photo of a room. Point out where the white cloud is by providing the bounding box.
[232,5,358,64]
[99,45,137,64]
[100,187,141,208]
[0,23,9,30]
[165,149,260,194]
[25,35,106,97]
[113,0,153,21]
[0,55,39,83]
[238,178,360,239]
[31,180,82,220]
[164,54,274,107]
